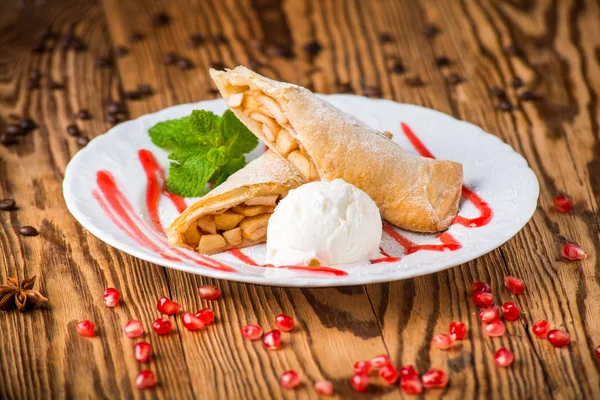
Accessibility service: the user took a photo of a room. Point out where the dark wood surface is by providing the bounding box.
[1,0,599,398]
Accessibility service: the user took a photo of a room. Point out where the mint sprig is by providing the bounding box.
[149,109,258,197]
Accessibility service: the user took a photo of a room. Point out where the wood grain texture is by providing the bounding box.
[0,0,598,399]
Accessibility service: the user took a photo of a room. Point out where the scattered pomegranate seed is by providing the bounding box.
[400,375,423,394]
[103,288,120,307]
[379,364,398,384]
[198,285,221,300]
[353,360,372,375]
[135,370,156,389]
[431,333,455,349]
[279,370,300,389]
[274,314,294,332]
[479,306,501,324]
[195,308,214,325]
[370,354,391,369]
[472,291,494,308]
[135,342,151,363]
[314,380,334,395]
[595,345,600,360]
[449,321,467,340]
[501,302,520,321]
[532,320,550,338]
[241,324,263,340]
[350,374,368,392]
[153,318,172,335]
[553,196,572,212]
[494,348,514,367]
[124,320,144,338]
[263,329,281,350]
[504,276,525,295]
[182,312,205,331]
[76,320,95,337]
[157,297,181,315]
[548,329,570,348]
[472,281,492,293]
[421,369,448,388]
[399,365,419,379]
[562,243,587,261]
[484,320,506,337]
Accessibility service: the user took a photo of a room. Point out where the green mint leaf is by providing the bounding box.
[214,156,246,187]
[190,110,222,147]
[165,153,219,197]
[168,146,210,163]
[148,116,190,150]
[207,146,228,167]
[221,110,258,158]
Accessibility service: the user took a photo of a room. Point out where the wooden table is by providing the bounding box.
[1,0,599,398]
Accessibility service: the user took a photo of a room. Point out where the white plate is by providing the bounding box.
[63,95,539,287]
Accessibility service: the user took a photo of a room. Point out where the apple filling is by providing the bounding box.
[225,81,320,182]
[181,194,279,253]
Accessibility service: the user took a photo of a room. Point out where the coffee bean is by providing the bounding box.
[77,109,92,120]
[491,87,506,98]
[0,199,16,211]
[19,118,37,131]
[29,70,41,80]
[447,73,463,85]
[137,84,153,96]
[48,80,64,90]
[176,58,193,69]
[94,56,113,68]
[114,113,127,122]
[19,226,38,236]
[211,34,227,44]
[505,45,521,56]
[435,56,450,67]
[337,82,353,93]
[59,34,72,49]
[70,38,86,52]
[124,91,142,100]
[405,75,425,87]
[390,62,405,74]
[207,88,220,95]
[498,99,513,112]
[362,86,382,97]
[379,33,393,43]
[162,52,177,65]
[66,124,80,136]
[114,46,129,57]
[512,76,524,88]
[186,34,204,48]
[76,136,89,146]
[210,62,225,70]
[519,90,536,101]
[303,41,322,56]
[104,114,117,124]
[26,79,40,90]
[0,133,17,146]
[152,12,170,25]
[424,24,439,38]
[106,102,123,114]
[6,124,22,136]
[8,113,20,121]
[272,45,294,59]
[128,32,146,43]
[31,41,45,53]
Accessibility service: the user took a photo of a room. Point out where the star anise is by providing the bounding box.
[0,276,48,312]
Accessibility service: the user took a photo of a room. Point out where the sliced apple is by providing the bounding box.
[214,211,245,231]
[232,205,275,217]
[244,195,278,206]
[239,214,270,240]
[275,129,298,156]
[182,226,201,246]
[197,215,216,234]
[227,92,244,108]
[287,150,310,180]
[222,227,242,245]
[197,234,226,253]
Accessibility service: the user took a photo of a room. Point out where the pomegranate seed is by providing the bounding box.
[431,333,455,349]
[135,342,151,363]
[103,288,120,307]
[379,364,398,384]
[472,281,492,293]
[400,376,423,394]
[504,276,525,295]
[532,320,550,338]
[399,365,419,379]
[153,318,172,335]
[479,306,501,324]
[494,348,514,367]
[314,380,334,395]
[548,329,570,347]
[198,285,221,300]
[350,374,368,392]
[501,302,521,321]
[553,196,572,212]
[279,370,300,389]
[76,320,95,337]
[472,291,494,308]
[562,243,586,261]
[241,324,263,340]
[449,321,467,340]
[595,345,600,360]
[195,308,214,325]
[370,354,391,369]
[421,369,448,388]
[263,329,281,350]
[274,314,294,332]
[124,320,144,338]
[157,297,181,315]
[353,360,372,375]
[135,370,155,389]
[485,320,506,337]
[182,312,205,331]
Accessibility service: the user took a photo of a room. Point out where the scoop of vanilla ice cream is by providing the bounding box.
[266,179,382,266]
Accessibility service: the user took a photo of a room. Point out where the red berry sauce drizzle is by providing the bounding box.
[93,123,493,276]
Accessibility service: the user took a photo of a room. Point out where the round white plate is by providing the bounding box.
[63,95,539,287]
